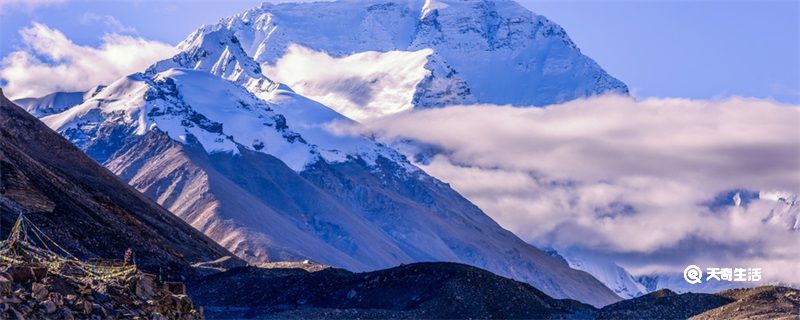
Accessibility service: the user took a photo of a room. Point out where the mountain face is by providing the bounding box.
[31,34,622,306]
[0,89,236,279]
[184,0,628,121]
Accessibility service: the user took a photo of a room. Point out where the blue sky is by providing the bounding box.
[0,0,798,102]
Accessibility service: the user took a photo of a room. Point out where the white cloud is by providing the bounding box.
[262,44,433,122]
[0,23,177,99]
[335,95,800,284]
[81,12,137,34]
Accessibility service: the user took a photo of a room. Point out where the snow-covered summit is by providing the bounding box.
[148,28,285,98]
[41,68,412,172]
[179,0,628,121]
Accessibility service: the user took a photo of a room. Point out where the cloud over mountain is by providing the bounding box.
[0,23,176,99]
[336,95,800,284]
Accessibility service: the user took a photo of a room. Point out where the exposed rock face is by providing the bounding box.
[0,265,202,319]
[0,89,239,279]
[189,262,596,319]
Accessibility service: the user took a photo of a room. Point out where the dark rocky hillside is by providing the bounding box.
[690,286,800,319]
[594,289,732,319]
[596,286,800,320]
[0,88,239,280]
[190,261,596,319]
[191,260,800,319]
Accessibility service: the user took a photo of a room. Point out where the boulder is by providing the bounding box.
[31,282,48,300]
[41,299,57,314]
[165,281,187,295]
[132,274,156,300]
[0,272,13,296]
[8,266,46,284]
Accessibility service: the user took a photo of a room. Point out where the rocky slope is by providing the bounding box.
[0,88,238,279]
[594,289,732,320]
[0,264,202,319]
[186,0,628,121]
[691,286,800,319]
[594,286,800,319]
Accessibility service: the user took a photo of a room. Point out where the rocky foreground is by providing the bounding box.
[0,264,201,319]
[596,285,799,320]
[189,262,799,320]
[691,286,800,319]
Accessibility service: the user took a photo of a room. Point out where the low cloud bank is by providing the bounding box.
[334,95,800,283]
[0,23,177,99]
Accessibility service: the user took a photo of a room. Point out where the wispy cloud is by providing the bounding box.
[81,12,137,34]
[333,95,800,283]
[0,23,177,99]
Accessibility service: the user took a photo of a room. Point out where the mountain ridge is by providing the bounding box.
[22,61,622,307]
[0,88,239,279]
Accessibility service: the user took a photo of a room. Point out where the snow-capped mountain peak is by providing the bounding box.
[150,28,285,98]
[41,67,414,173]
[179,0,627,121]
